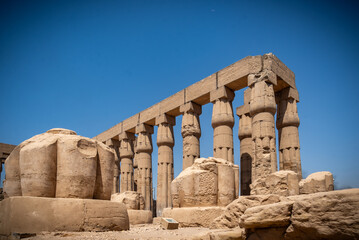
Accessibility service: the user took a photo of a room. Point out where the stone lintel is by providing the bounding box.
[118,132,136,141]
[135,123,154,134]
[179,102,202,115]
[236,105,250,117]
[277,87,300,102]
[210,86,235,102]
[243,88,251,105]
[248,70,277,87]
[155,114,176,126]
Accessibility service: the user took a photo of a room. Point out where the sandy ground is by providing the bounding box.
[25,224,212,240]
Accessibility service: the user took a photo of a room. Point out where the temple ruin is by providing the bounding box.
[93,53,301,216]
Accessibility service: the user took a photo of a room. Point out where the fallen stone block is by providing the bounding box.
[299,171,334,194]
[161,218,179,230]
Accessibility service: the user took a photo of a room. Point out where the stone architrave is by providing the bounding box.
[180,102,202,170]
[276,87,302,179]
[236,88,253,196]
[210,86,235,163]
[248,70,278,182]
[135,123,153,210]
[106,139,120,194]
[119,132,135,192]
[156,114,175,217]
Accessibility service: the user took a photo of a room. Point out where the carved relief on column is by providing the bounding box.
[156,114,175,217]
[248,70,277,182]
[276,87,301,179]
[179,102,202,170]
[133,136,138,192]
[135,123,153,210]
[210,86,235,163]
[106,139,120,194]
[236,88,253,196]
[119,132,135,192]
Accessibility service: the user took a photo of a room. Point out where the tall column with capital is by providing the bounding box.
[156,114,175,216]
[249,70,277,182]
[276,87,302,179]
[236,88,253,195]
[180,102,202,170]
[106,139,120,194]
[210,86,235,163]
[135,123,153,210]
[119,132,135,192]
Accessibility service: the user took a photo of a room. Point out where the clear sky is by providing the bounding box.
[1,0,358,193]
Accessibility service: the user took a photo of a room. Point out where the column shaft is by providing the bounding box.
[276,87,301,179]
[156,114,175,216]
[136,124,153,210]
[180,102,201,170]
[249,72,277,182]
[106,139,120,194]
[119,132,135,192]
[210,87,235,163]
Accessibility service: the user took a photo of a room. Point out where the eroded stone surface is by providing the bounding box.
[299,171,334,194]
[3,129,114,200]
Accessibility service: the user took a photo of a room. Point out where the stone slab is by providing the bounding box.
[127,210,153,225]
[162,207,225,228]
[161,218,179,230]
[0,196,129,236]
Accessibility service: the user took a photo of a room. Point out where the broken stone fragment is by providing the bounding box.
[299,171,334,194]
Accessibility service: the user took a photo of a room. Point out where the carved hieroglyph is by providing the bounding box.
[276,87,302,179]
[180,102,201,170]
[236,88,253,196]
[210,86,235,163]
[135,124,153,210]
[119,132,135,192]
[4,128,114,200]
[156,114,175,216]
[249,71,277,182]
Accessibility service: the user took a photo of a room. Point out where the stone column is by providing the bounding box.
[119,132,135,192]
[156,114,175,216]
[135,123,153,210]
[249,71,277,182]
[276,87,302,179]
[179,102,202,170]
[210,86,235,163]
[236,88,253,195]
[133,136,138,192]
[106,139,120,194]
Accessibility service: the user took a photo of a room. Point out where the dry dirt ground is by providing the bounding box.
[24,224,213,240]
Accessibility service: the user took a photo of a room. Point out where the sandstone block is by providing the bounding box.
[240,201,293,228]
[111,191,145,210]
[3,129,115,200]
[210,194,282,229]
[161,218,179,230]
[162,207,225,228]
[250,170,299,196]
[299,171,334,194]
[0,196,129,236]
[127,210,153,225]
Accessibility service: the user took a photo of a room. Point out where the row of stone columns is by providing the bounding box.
[107,76,301,214]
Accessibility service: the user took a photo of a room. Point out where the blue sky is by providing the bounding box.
[1,0,358,193]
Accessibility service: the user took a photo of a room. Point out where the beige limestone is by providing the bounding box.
[119,132,135,192]
[156,114,175,216]
[211,86,235,163]
[162,206,225,228]
[0,196,129,236]
[105,139,120,194]
[250,170,299,196]
[236,88,253,196]
[299,171,334,194]
[135,124,153,210]
[3,129,115,200]
[171,157,235,208]
[111,191,145,210]
[127,210,153,225]
[249,72,277,182]
[180,102,202,170]
[233,164,239,198]
[276,87,302,179]
[210,194,282,229]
